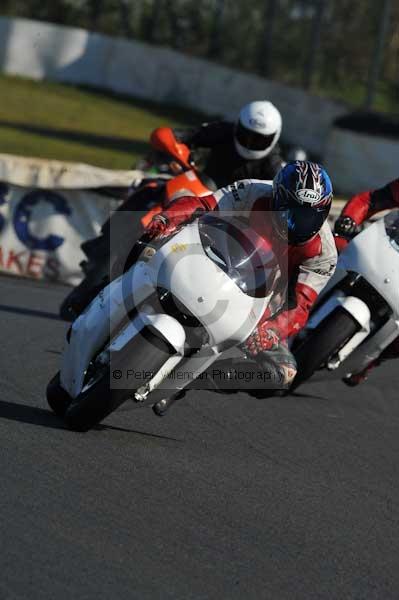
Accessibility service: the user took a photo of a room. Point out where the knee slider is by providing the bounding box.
[281,365,297,385]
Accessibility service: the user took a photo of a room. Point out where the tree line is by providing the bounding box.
[2,0,398,111]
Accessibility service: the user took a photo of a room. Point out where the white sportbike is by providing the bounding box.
[47,214,286,431]
[292,210,399,388]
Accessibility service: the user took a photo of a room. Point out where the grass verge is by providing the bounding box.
[0,74,204,169]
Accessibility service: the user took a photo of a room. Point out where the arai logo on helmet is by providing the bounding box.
[296,188,321,205]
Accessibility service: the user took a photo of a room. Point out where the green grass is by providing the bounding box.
[0,74,204,169]
[316,80,398,114]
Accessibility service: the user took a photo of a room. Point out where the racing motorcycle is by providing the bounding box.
[292,210,399,389]
[59,127,216,321]
[47,214,286,432]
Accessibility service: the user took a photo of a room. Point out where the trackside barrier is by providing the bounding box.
[0,153,345,285]
[0,154,144,285]
[325,128,399,195]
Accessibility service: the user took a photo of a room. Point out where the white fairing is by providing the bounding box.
[339,217,399,311]
[150,222,269,345]
[60,218,276,398]
[305,212,399,374]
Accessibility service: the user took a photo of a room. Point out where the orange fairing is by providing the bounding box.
[139,170,213,229]
[141,127,213,229]
[150,127,191,169]
[164,170,212,201]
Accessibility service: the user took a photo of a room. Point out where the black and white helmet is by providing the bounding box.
[234,101,282,160]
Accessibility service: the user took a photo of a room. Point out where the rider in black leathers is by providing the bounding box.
[173,100,284,186]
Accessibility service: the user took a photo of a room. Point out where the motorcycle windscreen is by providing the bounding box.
[198,213,286,300]
[385,210,399,250]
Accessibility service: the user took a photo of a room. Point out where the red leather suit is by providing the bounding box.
[154,179,337,345]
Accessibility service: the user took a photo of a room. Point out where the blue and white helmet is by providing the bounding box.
[272,161,333,244]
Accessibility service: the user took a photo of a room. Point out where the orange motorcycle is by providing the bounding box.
[59,127,217,320]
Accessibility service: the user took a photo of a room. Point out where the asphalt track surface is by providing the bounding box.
[1,275,399,600]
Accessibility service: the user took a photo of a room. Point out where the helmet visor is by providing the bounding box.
[274,205,326,244]
[235,122,275,151]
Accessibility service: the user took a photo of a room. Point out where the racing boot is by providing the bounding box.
[342,360,377,387]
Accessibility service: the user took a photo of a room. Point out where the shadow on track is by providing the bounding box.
[0,399,65,429]
[100,423,184,442]
[0,304,63,321]
[0,399,183,442]
[240,388,326,401]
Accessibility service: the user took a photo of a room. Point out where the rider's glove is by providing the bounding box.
[146,195,212,240]
[334,215,360,253]
[146,214,173,239]
[334,215,359,240]
[244,322,280,356]
[334,234,349,253]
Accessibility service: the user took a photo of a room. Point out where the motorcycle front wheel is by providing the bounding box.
[63,328,174,432]
[292,308,359,391]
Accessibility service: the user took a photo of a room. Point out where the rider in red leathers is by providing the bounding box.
[147,161,336,390]
[334,177,399,385]
[334,178,399,252]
